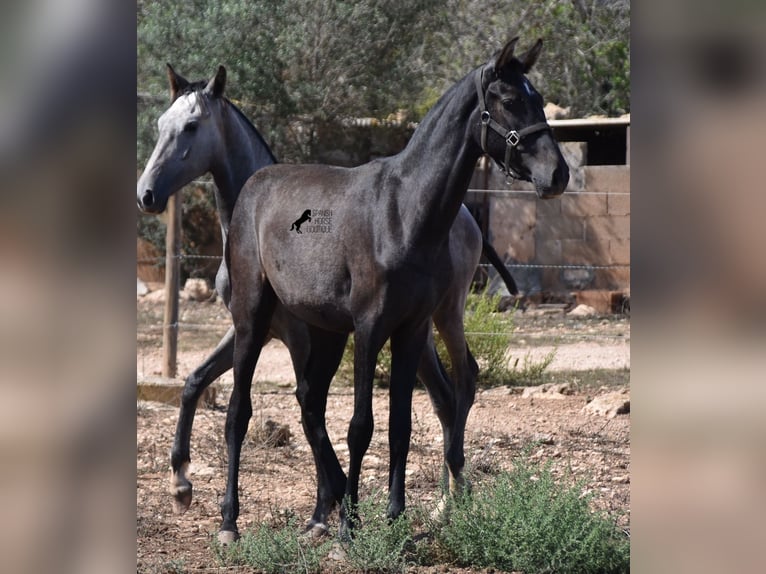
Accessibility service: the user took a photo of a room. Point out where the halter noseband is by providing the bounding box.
[474,68,550,179]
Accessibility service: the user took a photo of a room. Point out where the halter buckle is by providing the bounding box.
[480,111,491,125]
[506,131,520,147]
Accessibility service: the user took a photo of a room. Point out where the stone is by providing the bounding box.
[568,304,597,317]
[583,389,630,418]
[137,278,148,296]
[137,376,217,408]
[183,278,213,302]
[521,382,574,399]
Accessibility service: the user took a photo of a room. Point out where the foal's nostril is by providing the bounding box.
[142,190,155,207]
[553,164,569,193]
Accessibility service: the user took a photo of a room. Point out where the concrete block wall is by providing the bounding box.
[485,148,630,295]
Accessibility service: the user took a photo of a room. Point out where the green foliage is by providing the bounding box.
[213,515,332,574]
[343,493,414,574]
[429,0,630,118]
[455,289,514,386]
[436,457,630,574]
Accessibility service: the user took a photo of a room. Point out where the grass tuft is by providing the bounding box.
[435,456,630,573]
[212,515,331,574]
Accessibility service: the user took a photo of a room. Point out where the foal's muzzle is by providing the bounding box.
[137,189,165,213]
[535,163,569,199]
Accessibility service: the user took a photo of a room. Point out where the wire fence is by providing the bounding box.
[137,183,630,367]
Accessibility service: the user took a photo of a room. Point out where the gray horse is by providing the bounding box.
[225,38,568,542]
[136,64,518,537]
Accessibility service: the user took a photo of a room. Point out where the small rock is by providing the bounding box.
[137,278,149,296]
[522,382,574,399]
[612,474,630,484]
[183,278,213,302]
[532,433,555,445]
[568,304,597,317]
[583,389,630,418]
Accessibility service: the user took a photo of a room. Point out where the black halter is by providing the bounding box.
[474,68,550,179]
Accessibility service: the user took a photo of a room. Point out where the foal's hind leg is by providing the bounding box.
[170,327,234,513]
[433,298,478,496]
[293,327,349,536]
[416,326,456,489]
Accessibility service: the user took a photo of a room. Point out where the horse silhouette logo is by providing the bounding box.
[290,209,311,234]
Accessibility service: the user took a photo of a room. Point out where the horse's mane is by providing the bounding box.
[223,98,279,165]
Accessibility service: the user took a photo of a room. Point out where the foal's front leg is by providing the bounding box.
[170,326,234,513]
[219,282,277,544]
[387,321,430,519]
[339,324,387,540]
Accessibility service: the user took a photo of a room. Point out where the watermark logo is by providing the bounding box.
[290,208,333,234]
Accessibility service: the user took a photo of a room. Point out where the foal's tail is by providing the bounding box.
[481,238,518,296]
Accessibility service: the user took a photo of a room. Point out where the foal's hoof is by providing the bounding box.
[217,530,240,545]
[169,470,193,514]
[303,521,330,540]
[171,485,193,514]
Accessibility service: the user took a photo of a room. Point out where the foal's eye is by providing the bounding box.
[183,121,198,132]
[501,98,516,110]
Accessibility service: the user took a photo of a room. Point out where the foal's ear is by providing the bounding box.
[166,63,189,102]
[519,39,543,73]
[493,37,520,72]
[205,66,227,98]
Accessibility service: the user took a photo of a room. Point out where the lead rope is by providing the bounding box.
[474,68,550,179]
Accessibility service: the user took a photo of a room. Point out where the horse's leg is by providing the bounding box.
[416,326,456,491]
[387,320,430,520]
[219,280,278,544]
[169,326,234,513]
[339,323,387,540]
[294,327,349,536]
[433,298,478,497]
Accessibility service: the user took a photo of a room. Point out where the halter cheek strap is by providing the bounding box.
[474,68,550,179]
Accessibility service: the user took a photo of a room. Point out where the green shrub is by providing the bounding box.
[343,492,414,573]
[338,289,552,388]
[213,516,331,574]
[436,457,630,573]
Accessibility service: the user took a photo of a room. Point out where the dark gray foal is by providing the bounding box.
[136,65,518,536]
[224,38,568,542]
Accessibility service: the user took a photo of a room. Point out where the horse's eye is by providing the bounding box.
[183,122,198,132]
[501,98,515,110]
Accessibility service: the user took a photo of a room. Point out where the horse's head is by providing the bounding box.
[474,38,569,198]
[137,65,227,213]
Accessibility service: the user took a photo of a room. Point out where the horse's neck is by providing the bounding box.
[392,70,482,245]
[210,102,275,235]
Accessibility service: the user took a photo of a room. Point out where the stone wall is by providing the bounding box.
[480,142,630,296]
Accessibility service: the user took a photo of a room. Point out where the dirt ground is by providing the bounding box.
[137,297,630,573]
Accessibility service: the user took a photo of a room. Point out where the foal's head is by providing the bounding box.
[137,65,227,213]
[475,38,569,198]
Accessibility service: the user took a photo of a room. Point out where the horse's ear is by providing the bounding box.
[493,37,520,72]
[166,63,189,102]
[519,39,543,73]
[205,66,226,98]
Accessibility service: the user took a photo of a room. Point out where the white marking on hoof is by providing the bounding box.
[217,530,239,545]
[169,463,193,514]
[303,522,330,540]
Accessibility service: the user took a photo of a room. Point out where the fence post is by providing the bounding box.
[162,194,181,378]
